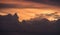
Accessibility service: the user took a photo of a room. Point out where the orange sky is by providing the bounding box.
[0,8,60,21]
[0,0,60,21]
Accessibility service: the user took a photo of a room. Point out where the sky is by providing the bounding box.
[0,0,60,21]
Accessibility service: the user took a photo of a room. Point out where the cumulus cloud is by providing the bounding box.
[44,12,60,20]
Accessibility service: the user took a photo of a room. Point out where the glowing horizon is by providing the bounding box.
[0,0,60,22]
[0,8,60,22]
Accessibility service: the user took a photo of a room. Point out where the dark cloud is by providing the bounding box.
[25,0,60,3]
[0,3,17,8]
[25,0,60,6]
[0,3,27,8]
[50,0,60,2]
[0,0,60,8]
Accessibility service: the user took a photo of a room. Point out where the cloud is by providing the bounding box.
[25,0,60,6]
[0,2,55,8]
[0,3,17,8]
[0,0,60,8]
[0,0,60,21]
[44,12,60,20]
[50,0,60,2]
[25,0,60,3]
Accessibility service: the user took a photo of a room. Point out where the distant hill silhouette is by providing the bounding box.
[0,13,59,34]
[55,19,60,32]
[20,18,57,32]
[0,13,20,32]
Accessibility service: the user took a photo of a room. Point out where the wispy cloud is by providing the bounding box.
[43,12,60,20]
[0,0,60,8]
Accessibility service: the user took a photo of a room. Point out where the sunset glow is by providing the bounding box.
[0,0,60,22]
[0,8,60,22]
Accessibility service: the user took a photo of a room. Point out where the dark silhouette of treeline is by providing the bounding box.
[0,13,60,33]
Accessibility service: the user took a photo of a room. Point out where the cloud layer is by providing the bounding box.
[0,0,60,8]
[0,0,60,21]
[0,8,60,21]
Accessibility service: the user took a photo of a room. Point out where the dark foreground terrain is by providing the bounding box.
[0,13,60,35]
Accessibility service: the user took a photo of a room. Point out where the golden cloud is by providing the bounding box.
[0,8,60,22]
[0,0,60,22]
